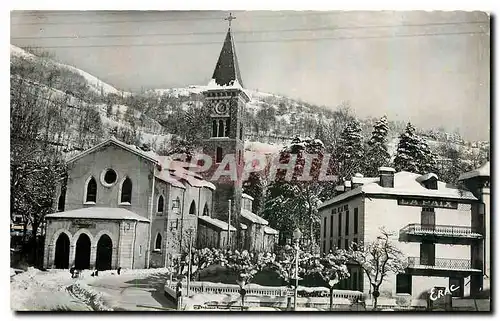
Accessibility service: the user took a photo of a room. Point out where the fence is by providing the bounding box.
[400,224,482,238]
[407,257,473,270]
[168,281,363,300]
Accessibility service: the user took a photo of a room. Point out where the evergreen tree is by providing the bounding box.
[314,121,329,148]
[393,122,437,174]
[337,119,364,180]
[364,116,391,176]
[243,171,265,215]
[262,137,335,245]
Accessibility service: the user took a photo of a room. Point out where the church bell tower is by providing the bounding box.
[202,13,250,244]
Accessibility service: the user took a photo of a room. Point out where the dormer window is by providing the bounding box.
[424,179,438,190]
[416,173,439,190]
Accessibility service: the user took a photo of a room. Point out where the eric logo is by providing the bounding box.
[429,286,459,301]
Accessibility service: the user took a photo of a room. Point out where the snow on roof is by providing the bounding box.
[459,162,490,181]
[344,181,352,188]
[242,193,254,201]
[352,177,379,185]
[46,207,150,222]
[240,223,248,230]
[206,78,244,91]
[154,170,186,189]
[181,174,216,190]
[198,216,236,231]
[263,226,279,235]
[241,209,268,225]
[319,171,477,209]
[416,173,439,183]
[379,166,396,173]
[66,137,215,190]
[66,137,159,165]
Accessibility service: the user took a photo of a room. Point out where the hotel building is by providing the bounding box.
[318,164,490,300]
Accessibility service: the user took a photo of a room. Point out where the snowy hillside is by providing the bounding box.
[11,45,128,96]
[10,45,171,155]
[10,44,488,164]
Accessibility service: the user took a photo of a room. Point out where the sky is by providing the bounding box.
[10,10,490,141]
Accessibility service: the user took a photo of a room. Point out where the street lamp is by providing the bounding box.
[186,226,195,298]
[293,228,302,311]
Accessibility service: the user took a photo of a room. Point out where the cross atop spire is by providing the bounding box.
[208,15,244,88]
[225,12,236,28]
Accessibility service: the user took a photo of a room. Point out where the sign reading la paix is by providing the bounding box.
[398,198,458,209]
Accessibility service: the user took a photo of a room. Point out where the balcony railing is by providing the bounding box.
[407,257,479,270]
[400,224,482,239]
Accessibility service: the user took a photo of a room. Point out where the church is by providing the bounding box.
[42,19,279,270]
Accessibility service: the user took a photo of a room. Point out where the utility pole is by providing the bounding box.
[186,227,195,298]
[227,199,232,249]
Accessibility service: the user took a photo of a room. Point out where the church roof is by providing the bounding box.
[208,28,244,89]
[263,226,279,235]
[241,209,268,225]
[459,162,490,181]
[46,207,150,222]
[66,136,159,165]
[65,137,215,191]
[198,215,236,231]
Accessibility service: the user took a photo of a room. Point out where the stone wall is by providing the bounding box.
[64,144,154,220]
[44,218,121,269]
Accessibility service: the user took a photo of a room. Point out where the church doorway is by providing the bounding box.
[54,233,70,269]
[74,233,91,270]
[95,234,113,271]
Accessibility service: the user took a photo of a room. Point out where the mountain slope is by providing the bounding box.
[10,44,489,173]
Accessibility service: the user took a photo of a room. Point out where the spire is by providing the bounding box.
[209,13,244,88]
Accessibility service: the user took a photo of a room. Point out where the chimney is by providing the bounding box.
[352,173,364,189]
[344,180,352,192]
[378,167,396,188]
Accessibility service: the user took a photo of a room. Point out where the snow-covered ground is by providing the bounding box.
[11,45,129,97]
[10,267,173,311]
[10,267,91,311]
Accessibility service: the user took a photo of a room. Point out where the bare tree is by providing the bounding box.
[345,229,406,310]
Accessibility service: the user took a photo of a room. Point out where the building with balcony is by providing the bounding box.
[318,165,489,300]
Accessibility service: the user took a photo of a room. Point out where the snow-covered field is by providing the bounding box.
[10,267,91,311]
[10,267,172,311]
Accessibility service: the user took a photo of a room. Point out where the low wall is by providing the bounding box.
[165,281,364,310]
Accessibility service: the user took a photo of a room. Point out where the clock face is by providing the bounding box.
[215,102,228,114]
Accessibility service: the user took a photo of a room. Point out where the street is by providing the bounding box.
[84,272,177,311]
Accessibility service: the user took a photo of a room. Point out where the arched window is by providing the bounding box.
[120,177,132,204]
[189,201,196,216]
[225,118,230,137]
[203,203,209,216]
[218,119,224,137]
[239,126,243,140]
[86,177,97,203]
[212,120,218,137]
[155,233,162,251]
[157,195,164,213]
[238,150,242,165]
[216,147,223,163]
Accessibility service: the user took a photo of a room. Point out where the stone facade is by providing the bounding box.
[43,139,218,270]
[319,168,486,300]
[43,25,282,271]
